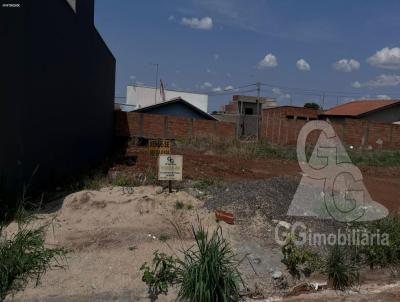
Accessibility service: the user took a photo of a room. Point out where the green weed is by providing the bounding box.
[0,224,67,301]
[323,245,359,291]
[281,235,321,279]
[140,251,179,301]
[349,150,400,166]
[141,222,243,301]
[176,224,242,302]
[159,234,170,242]
[175,201,185,210]
[111,175,138,187]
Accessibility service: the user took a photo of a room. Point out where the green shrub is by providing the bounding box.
[323,245,359,291]
[357,216,400,269]
[140,251,179,301]
[141,223,243,301]
[0,225,66,301]
[281,235,320,279]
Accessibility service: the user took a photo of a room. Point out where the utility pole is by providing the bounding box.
[150,63,159,104]
[256,82,261,141]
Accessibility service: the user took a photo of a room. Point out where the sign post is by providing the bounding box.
[158,155,183,193]
[149,139,171,157]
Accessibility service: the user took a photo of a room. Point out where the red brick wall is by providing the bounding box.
[142,114,165,138]
[115,111,236,140]
[261,108,400,150]
[223,102,238,114]
[263,106,320,120]
[167,116,192,139]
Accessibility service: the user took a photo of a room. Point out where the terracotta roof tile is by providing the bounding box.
[321,100,400,117]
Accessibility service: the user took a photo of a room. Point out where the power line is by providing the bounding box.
[207,88,258,97]
[260,81,400,98]
[201,83,257,95]
[120,79,400,104]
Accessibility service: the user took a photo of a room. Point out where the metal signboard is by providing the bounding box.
[148,139,171,157]
[158,155,183,181]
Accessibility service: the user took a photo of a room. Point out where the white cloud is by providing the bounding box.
[181,16,213,30]
[272,87,291,101]
[129,75,136,80]
[352,74,400,88]
[213,53,219,60]
[212,87,222,92]
[367,47,400,69]
[272,87,281,95]
[201,81,213,89]
[206,68,216,74]
[226,72,231,78]
[224,85,234,90]
[258,53,278,68]
[333,59,360,72]
[350,94,393,101]
[168,15,175,21]
[376,94,392,100]
[296,59,311,71]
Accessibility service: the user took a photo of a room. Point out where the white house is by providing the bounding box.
[126,85,208,112]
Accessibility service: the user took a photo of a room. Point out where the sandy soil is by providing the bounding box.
[5,183,400,301]
[6,186,234,301]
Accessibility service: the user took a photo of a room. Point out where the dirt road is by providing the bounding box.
[121,147,400,213]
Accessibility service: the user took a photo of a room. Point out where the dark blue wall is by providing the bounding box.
[0,0,116,193]
[138,102,213,120]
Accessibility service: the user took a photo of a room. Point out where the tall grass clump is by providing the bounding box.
[323,245,359,291]
[0,224,66,301]
[177,225,242,302]
[141,223,243,301]
[0,181,67,301]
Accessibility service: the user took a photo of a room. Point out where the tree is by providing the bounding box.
[304,102,321,110]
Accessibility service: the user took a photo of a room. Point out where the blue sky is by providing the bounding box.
[94,0,400,111]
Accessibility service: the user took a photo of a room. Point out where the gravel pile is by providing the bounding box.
[205,176,344,234]
[206,177,299,219]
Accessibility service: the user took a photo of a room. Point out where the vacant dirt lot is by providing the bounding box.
[9,183,400,302]
[119,146,400,213]
[6,144,400,301]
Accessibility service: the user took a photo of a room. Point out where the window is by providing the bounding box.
[245,108,254,115]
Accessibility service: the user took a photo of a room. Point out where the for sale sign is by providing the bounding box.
[158,155,183,181]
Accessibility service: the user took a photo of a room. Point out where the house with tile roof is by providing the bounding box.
[319,100,400,124]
